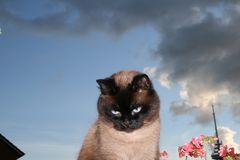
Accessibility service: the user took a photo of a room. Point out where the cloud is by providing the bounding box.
[232,102,240,122]
[149,2,240,125]
[1,0,240,124]
[144,67,171,88]
[218,126,239,152]
[169,101,195,116]
[0,0,228,35]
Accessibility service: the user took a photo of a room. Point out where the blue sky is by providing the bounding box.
[1,1,240,160]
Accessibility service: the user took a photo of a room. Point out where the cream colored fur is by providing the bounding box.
[78,118,160,160]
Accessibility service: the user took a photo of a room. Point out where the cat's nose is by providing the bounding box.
[124,120,130,126]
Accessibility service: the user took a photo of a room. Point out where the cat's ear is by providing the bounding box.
[131,74,153,91]
[96,78,117,95]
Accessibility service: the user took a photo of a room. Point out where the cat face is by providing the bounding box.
[96,71,160,132]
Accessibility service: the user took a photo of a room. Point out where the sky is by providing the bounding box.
[0,0,240,160]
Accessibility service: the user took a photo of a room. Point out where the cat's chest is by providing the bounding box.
[98,120,160,160]
[100,138,157,160]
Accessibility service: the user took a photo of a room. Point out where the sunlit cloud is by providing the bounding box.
[218,126,239,152]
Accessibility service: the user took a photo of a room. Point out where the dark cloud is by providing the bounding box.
[153,2,240,124]
[0,0,223,35]
[170,100,215,125]
[170,101,195,116]
[232,103,240,122]
[1,0,240,124]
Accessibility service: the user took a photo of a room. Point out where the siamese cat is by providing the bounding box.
[78,70,160,160]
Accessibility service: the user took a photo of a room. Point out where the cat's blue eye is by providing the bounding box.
[111,110,122,117]
[132,106,142,115]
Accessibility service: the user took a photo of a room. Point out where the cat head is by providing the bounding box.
[96,70,160,132]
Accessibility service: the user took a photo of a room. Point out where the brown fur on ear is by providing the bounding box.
[96,78,118,95]
[131,74,153,91]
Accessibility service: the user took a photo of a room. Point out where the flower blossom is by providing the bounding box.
[159,150,168,160]
[178,136,206,158]
[220,145,236,158]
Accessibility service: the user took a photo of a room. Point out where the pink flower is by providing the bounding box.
[220,145,228,157]
[178,135,207,159]
[178,144,191,158]
[191,137,204,149]
[197,148,206,157]
[219,145,236,158]
[228,147,235,157]
[160,150,168,160]
[178,146,186,158]
[185,142,194,152]
[178,135,240,160]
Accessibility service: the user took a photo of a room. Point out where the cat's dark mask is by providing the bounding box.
[96,73,159,132]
